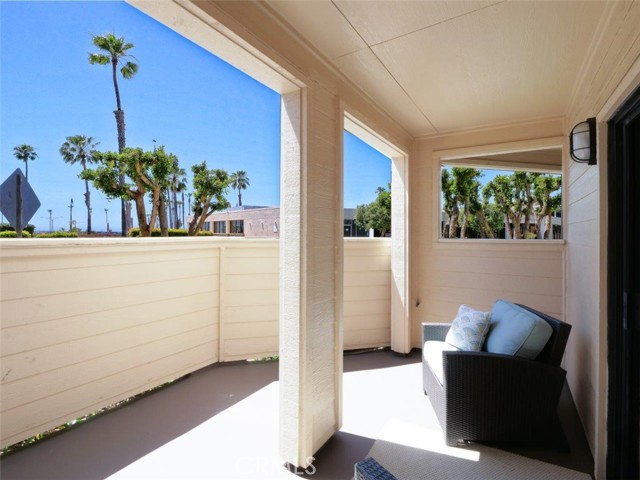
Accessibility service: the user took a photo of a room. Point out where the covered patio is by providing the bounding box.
[0,349,593,479]
[1,1,639,479]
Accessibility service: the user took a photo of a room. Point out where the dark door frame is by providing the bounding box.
[607,83,640,480]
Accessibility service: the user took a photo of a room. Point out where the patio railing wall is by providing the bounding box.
[0,237,390,449]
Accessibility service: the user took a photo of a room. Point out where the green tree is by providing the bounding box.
[355,184,391,237]
[188,162,230,236]
[60,135,100,233]
[229,170,250,207]
[441,169,458,238]
[483,175,519,239]
[532,174,562,238]
[89,32,138,235]
[451,167,485,239]
[13,144,38,181]
[82,147,178,237]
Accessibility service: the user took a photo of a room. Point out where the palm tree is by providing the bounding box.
[169,167,187,228]
[60,135,100,233]
[229,170,250,207]
[89,32,138,236]
[13,144,38,180]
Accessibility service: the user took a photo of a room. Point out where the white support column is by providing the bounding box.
[391,155,411,354]
[279,87,342,468]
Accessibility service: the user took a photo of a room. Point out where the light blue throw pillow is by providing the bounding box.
[445,304,491,351]
[484,299,553,359]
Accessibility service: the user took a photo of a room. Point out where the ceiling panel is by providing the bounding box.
[334,48,436,137]
[266,0,608,136]
[372,1,606,132]
[334,0,498,47]
[268,0,366,60]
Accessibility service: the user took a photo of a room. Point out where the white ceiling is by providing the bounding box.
[267,1,608,137]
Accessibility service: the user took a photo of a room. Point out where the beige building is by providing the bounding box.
[199,206,370,238]
[1,2,639,479]
[199,206,281,238]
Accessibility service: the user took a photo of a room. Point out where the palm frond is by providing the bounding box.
[88,53,110,65]
[120,62,138,79]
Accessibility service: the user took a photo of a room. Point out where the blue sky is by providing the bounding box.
[1,1,390,233]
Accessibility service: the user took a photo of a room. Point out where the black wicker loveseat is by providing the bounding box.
[422,302,571,447]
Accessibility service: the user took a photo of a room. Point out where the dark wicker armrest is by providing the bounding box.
[441,350,566,444]
[422,322,451,344]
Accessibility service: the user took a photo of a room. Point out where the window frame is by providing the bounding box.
[432,137,566,245]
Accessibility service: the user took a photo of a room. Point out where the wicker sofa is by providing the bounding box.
[422,303,571,447]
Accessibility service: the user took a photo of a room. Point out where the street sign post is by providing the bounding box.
[0,169,41,234]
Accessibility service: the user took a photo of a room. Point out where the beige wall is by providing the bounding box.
[411,118,566,346]
[344,239,391,349]
[564,3,640,478]
[0,237,391,449]
[0,238,220,449]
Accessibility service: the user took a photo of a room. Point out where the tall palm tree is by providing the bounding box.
[169,167,187,228]
[60,135,100,233]
[89,32,138,235]
[229,170,250,207]
[13,144,38,180]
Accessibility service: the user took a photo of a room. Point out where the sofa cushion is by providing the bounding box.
[423,341,459,385]
[484,299,553,359]
[445,304,491,351]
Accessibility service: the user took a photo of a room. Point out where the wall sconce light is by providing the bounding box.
[569,117,597,165]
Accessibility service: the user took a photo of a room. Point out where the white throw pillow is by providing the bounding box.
[445,304,491,351]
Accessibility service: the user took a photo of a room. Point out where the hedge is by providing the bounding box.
[35,231,79,238]
[129,228,189,237]
[0,223,35,235]
[0,231,32,238]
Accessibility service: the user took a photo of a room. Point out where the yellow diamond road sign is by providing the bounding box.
[0,169,41,228]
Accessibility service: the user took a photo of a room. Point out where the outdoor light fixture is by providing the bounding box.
[569,117,597,165]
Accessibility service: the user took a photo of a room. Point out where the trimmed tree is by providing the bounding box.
[82,147,179,237]
[188,162,230,236]
[60,135,100,233]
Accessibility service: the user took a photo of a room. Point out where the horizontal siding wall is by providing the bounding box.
[220,242,280,361]
[421,243,564,328]
[0,237,391,448]
[0,238,221,449]
[344,239,391,349]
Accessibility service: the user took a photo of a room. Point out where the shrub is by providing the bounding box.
[197,231,214,236]
[0,223,35,234]
[0,230,32,238]
[35,231,79,238]
[129,228,189,237]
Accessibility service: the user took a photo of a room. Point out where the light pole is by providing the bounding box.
[105,208,110,233]
[48,209,53,232]
[68,199,74,232]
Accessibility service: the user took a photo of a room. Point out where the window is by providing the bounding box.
[203,222,211,232]
[230,220,244,234]
[438,146,562,240]
[213,221,226,234]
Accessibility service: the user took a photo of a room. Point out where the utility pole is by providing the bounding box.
[16,174,23,238]
[105,208,110,233]
[68,198,74,231]
[48,209,53,232]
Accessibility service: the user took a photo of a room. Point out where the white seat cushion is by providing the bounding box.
[423,340,459,386]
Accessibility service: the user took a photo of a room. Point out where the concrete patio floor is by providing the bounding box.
[0,349,593,479]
